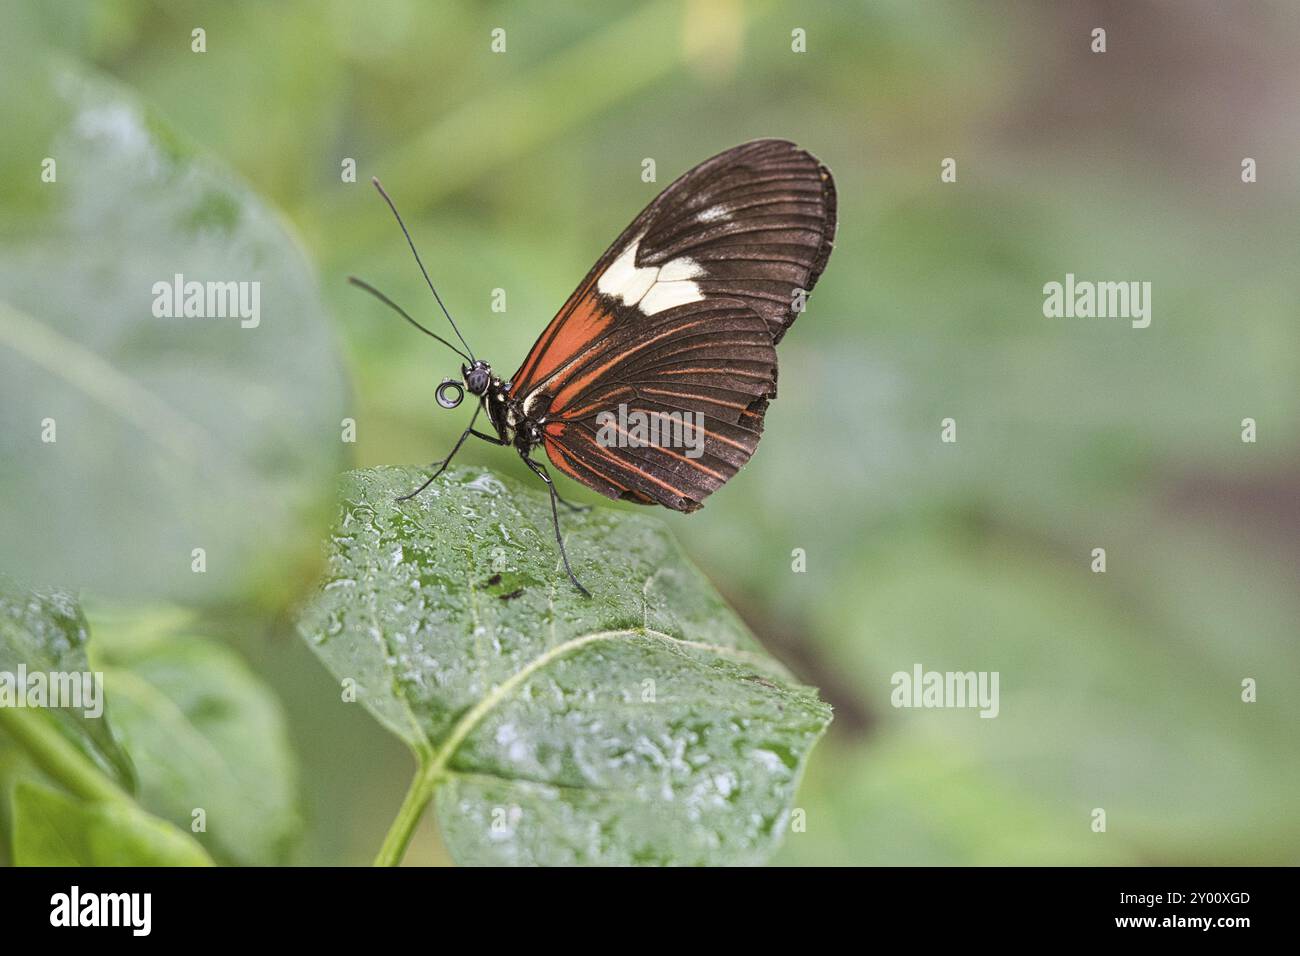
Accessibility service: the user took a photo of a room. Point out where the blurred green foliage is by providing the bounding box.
[2,1,1297,864]
[0,59,347,606]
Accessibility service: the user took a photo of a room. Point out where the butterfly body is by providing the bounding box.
[470,367,541,456]
[354,139,837,592]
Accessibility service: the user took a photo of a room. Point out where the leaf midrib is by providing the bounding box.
[421,626,779,787]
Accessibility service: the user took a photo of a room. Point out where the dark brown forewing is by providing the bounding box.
[511,139,836,396]
[624,138,837,344]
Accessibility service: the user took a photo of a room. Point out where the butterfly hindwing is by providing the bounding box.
[536,298,778,511]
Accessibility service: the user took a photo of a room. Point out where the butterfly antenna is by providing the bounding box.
[370,177,476,362]
[347,276,471,362]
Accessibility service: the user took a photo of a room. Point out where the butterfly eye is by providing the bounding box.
[435,378,465,409]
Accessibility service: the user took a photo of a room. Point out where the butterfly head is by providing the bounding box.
[463,360,492,396]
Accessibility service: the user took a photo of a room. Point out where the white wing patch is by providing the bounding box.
[596,233,704,315]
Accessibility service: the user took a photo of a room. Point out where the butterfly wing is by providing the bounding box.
[511,139,836,511]
[532,298,778,511]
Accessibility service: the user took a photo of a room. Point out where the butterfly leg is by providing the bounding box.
[398,405,505,502]
[522,456,591,597]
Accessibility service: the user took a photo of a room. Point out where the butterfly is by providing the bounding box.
[350,139,837,595]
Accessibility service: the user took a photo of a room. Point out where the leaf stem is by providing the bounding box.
[373,758,443,867]
[0,706,129,805]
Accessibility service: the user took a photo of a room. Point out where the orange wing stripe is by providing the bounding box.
[557,427,694,501]
[591,419,728,482]
[550,318,711,414]
[640,386,749,412]
[545,436,630,494]
[657,366,772,380]
[512,279,608,391]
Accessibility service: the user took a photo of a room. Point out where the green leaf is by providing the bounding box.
[11,779,212,866]
[297,466,831,866]
[0,585,298,866]
[0,58,347,605]
[0,579,134,791]
[91,620,302,866]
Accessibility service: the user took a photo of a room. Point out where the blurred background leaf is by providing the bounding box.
[11,778,212,866]
[0,580,134,791]
[0,51,348,607]
[0,585,296,866]
[88,605,303,866]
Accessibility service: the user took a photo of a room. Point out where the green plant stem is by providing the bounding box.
[0,706,128,804]
[373,759,443,867]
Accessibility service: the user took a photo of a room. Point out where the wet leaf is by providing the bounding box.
[0,579,134,790]
[297,466,831,865]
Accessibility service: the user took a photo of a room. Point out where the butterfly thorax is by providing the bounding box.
[480,374,544,455]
